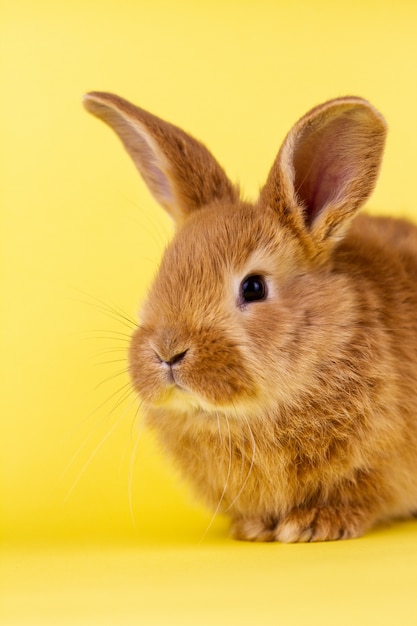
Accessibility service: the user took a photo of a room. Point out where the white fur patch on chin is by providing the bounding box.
[156,386,203,411]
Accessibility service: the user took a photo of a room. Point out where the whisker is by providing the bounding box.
[128,402,145,528]
[95,302,138,330]
[63,392,138,504]
[80,335,131,342]
[94,358,128,366]
[94,368,130,390]
[61,380,133,449]
[115,395,143,483]
[102,384,136,420]
[129,400,143,442]
[83,329,133,338]
[216,410,223,446]
[224,408,257,513]
[199,413,232,543]
[72,288,139,330]
[91,380,134,417]
[81,301,138,331]
[93,348,128,357]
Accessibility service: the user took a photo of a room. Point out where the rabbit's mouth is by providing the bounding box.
[158,353,189,389]
[129,324,259,412]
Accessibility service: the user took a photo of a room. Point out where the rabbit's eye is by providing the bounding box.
[240,275,267,303]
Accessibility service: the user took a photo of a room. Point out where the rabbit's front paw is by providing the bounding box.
[275,505,367,543]
[230,516,278,542]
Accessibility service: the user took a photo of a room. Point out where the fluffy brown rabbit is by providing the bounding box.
[84,93,417,542]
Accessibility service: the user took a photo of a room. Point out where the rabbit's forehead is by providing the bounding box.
[143,204,303,322]
[170,204,301,278]
[169,205,283,270]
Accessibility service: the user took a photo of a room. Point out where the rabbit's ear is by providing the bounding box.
[259,97,387,255]
[83,92,237,224]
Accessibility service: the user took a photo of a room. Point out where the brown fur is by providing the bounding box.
[84,93,417,542]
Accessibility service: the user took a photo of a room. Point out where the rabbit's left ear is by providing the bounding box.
[259,97,387,255]
[83,92,238,225]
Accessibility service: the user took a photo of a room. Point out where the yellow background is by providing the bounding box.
[2,0,417,624]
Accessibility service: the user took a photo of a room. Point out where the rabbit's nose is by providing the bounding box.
[161,349,188,366]
[151,341,189,366]
[150,327,190,366]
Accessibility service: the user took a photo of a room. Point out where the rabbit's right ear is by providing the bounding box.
[259,97,387,259]
[83,93,237,225]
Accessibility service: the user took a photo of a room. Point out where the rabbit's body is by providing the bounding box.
[136,211,417,541]
[85,93,417,541]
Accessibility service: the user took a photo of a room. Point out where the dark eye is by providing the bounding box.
[240,275,267,303]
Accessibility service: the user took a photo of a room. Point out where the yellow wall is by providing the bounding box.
[3,0,417,545]
[0,0,417,626]
[3,2,417,624]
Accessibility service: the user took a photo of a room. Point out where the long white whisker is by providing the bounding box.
[199,413,232,543]
[80,330,132,340]
[72,289,139,330]
[224,409,257,513]
[128,402,145,528]
[93,348,128,358]
[216,410,223,446]
[88,380,133,418]
[95,358,128,366]
[62,381,134,473]
[63,393,138,504]
[94,368,130,390]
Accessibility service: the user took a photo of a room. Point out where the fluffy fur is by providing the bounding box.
[84,92,417,542]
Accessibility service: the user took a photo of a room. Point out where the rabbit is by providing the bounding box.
[83,92,417,542]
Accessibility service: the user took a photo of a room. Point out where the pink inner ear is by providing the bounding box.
[119,126,175,208]
[143,153,174,205]
[292,116,358,227]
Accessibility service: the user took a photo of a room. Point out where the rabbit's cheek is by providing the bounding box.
[128,328,164,401]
